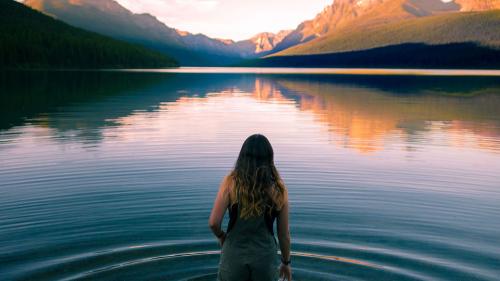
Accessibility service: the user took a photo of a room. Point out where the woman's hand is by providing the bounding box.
[279,263,292,281]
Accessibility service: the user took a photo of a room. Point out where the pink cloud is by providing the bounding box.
[116,0,332,40]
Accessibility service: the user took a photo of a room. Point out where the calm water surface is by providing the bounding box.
[1,69,500,281]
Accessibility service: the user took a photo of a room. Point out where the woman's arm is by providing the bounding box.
[277,190,292,280]
[277,190,291,261]
[208,175,230,243]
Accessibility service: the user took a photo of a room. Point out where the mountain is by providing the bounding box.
[173,29,293,60]
[271,0,500,56]
[21,0,500,67]
[23,0,290,65]
[23,0,205,64]
[248,31,293,53]
[220,30,293,58]
[271,0,458,53]
[242,0,500,68]
[24,0,259,65]
[277,9,500,56]
[0,0,178,69]
[455,0,500,11]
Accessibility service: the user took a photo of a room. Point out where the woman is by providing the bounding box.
[209,134,292,281]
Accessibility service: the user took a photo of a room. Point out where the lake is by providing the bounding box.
[1,68,499,281]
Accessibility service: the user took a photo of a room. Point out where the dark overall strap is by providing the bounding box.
[227,203,238,233]
[227,203,279,235]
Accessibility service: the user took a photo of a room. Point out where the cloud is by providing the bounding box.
[175,0,219,11]
[119,0,218,14]
[116,0,332,40]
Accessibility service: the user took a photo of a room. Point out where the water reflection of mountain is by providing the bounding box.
[1,71,499,151]
[267,76,500,152]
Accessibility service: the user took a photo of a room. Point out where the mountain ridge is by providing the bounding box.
[23,0,293,65]
[272,0,463,54]
[21,0,500,66]
[271,0,500,57]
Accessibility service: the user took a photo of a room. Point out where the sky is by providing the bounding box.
[116,0,333,41]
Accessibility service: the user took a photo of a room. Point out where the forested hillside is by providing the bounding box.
[0,0,178,69]
[243,43,500,69]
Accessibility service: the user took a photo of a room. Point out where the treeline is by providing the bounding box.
[242,42,500,69]
[0,0,178,69]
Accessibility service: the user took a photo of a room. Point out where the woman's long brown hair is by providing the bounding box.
[229,134,286,219]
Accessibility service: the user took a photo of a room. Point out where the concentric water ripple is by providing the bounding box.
[1,70,500,280]
[0,241,436,281]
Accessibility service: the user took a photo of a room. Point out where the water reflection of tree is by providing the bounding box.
[0,72,256,144]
